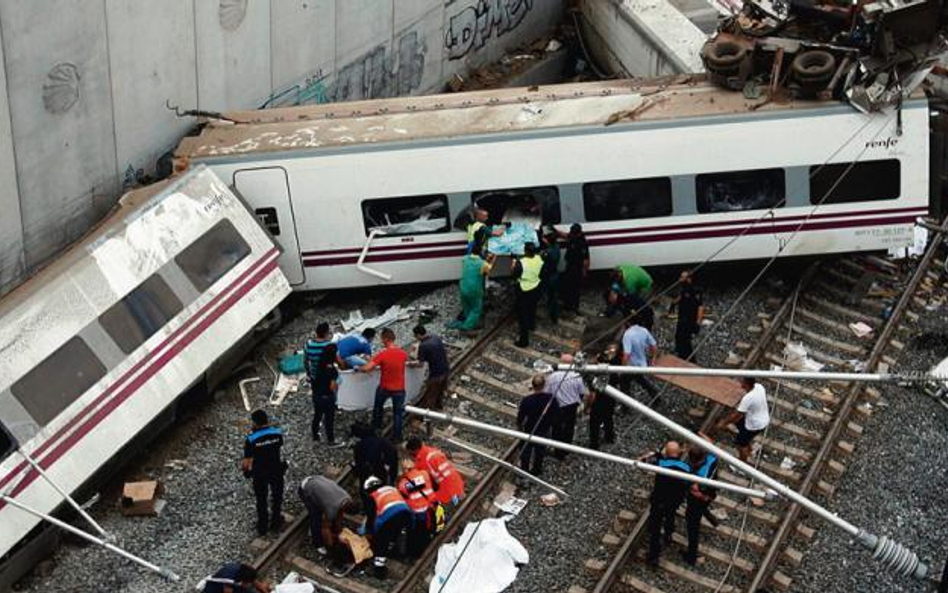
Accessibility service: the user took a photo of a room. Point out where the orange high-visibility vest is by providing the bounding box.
[414,445,465,505]
[370,486,408,520]
[397,469,436,514]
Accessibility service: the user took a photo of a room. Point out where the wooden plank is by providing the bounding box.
[815,281,886,312]
[533,328,580,350]
[482,351,534,378]
[669,532,755,573]
[787,322,865,355]
[769,396,831,423]
[621,573,669,593]
[291,556,385,593]
[452,385,518,418]
[656,557,737,592]
[725,426,812,461]
[763,378,839,406]
[769,417,823,443]
[796,306,863,335]
[652,354,745,408]
[712,493,780,525]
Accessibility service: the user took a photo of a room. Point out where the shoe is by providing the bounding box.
[256,526,268,537]
[327,440,347,449]
[681,550,704,566]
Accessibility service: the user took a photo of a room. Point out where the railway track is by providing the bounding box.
[584,243,946,592]
[250,298,588,592]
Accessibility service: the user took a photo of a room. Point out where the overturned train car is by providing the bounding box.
[0,166,290,584]
[174,78,946,292]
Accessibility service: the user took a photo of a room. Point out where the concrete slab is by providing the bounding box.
[269,0,335,94]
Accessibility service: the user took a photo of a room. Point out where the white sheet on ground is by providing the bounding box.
[336,365,428,411]
[428,517,529,593]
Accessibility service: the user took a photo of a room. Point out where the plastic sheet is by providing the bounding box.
[428,517,529,593]
[487,222,539,256]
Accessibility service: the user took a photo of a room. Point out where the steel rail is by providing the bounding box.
[589,264,817,593]
[746,218,948,591]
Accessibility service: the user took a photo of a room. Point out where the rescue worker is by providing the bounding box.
[672,270,704,363]
[358,328,408,442]
[413,325,450,410]
[606,264,652,317]
[201,562,271,593]
[406,437,465,508]
[621,317,660,404]
[560,223,589,316]
[641,440,690,565]
[541,227,561,324]
[546,354,589,459]
[336,327,375,368]
[241,410,287,536]
[364,476,413,577]
[465,207,503,253]
[715,377,770,462]
[310,343,342,447]
[684,437,719,566]
[304,322,333,375]
[517,375,555,476]
[396,459,437,556]
[298,475,353,557]
[448,229,495,332]
[351,421,399,509]
[513,241,544,347]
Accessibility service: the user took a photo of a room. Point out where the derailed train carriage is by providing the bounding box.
[173,77,948,292]
[0,166,290,586]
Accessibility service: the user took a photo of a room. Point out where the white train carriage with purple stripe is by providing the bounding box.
[0,166,290,573]
[174,79,940,292]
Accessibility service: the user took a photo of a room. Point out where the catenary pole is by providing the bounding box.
[559,363,938,384]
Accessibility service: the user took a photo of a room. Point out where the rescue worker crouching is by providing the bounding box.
[406,437,465,511]
[298,474,354,559]
[364,476,413,577]
[241,409,287,537]
[396,459,440,557]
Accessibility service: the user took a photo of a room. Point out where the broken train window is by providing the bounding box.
[361,194,450,237]
[175,219,252,292]
[809,160,900,204]
[583,178,673,221]
[696,168,786,214]
[470,186,561,228]
[100,274,185,354]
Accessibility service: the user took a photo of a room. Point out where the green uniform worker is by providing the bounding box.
[618,264,653,296]
[449,252,494,331]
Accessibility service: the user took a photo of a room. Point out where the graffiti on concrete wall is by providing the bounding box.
[329,30,426,102]
[444,0,534,60]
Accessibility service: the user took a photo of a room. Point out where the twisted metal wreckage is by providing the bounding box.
[700,0,948,112]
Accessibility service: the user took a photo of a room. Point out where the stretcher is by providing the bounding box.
[651,354,745,408]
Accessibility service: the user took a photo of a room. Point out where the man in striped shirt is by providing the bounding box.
[304,322,333,376]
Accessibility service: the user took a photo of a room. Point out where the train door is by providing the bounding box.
[233,167,305,285]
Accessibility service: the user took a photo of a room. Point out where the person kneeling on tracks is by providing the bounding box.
[201,562,272,593]
[684,436,720,567]
[299,475,354,558]
[364,476,413,576]
[514,241,544,347]
[640,440,691,565]
[406,437,465,510]
[396,459,438,556]
[242,410,287,537]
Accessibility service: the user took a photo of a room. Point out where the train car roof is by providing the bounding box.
[175,76,927,162]
[0,172,186,316]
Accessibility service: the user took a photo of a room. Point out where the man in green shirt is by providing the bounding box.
[606,264,653,317]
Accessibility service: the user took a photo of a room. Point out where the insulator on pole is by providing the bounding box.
[857,531,928,579]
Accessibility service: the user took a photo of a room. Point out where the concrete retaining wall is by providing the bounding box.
[0,0,564,295]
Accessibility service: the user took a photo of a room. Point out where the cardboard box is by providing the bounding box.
[120,480,164,516]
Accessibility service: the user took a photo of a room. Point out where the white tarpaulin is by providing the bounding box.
[428,517,529,593]
[336,365,428,411]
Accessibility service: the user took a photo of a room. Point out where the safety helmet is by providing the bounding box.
[363,476,382,491]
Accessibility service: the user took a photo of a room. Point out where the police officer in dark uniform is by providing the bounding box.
[641,440,691,565]
[242,409,287,536]
[672,270,704,363]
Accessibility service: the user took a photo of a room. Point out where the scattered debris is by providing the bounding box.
[780,456,796,470]
[269,373,301,406]
[783,342,825,372]
[494,496,529,516]
[120,481,164,517]
[278,352,305,375]
[341,304,414,334]
[539,493,561,507]
[848,322,874,338]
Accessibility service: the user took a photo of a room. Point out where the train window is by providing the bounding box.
[255,207,281,236]
[809,159,900,204]
[10,337,107,427]
[696,169,785,213]
[0,422,14,462]
[175,219,251,292]
[583,178,673,221]
[361,194,450,236]
[472,186,561,226]
[100,275,184,354]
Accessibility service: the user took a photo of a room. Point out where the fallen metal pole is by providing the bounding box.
[603,384,929,580]
[407,406,774,500]
[16,449,112,542]
[561,363,930,383]
[445,438,569,498]
[0,492,179,582]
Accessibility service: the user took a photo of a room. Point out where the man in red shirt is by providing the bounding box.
[358,328,408,441]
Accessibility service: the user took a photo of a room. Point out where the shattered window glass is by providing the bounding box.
[583,178,673,221]
[696,169,785,213]
[809,160,900,204]
[11,337,107,427]
[471,186,561,227]
[361,195,450,237]
[175,219,251,292]
[0,422,14,462]
[100,274,184,354]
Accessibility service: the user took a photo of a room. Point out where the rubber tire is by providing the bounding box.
[792,50,836,80]
[703,40,748,70]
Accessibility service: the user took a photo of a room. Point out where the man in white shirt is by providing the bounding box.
[716,377,770,461]
[621,321,659,401]
[546,353,589,459]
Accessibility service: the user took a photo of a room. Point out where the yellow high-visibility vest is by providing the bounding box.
[519,254,543,292]
[467,220,486,242]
